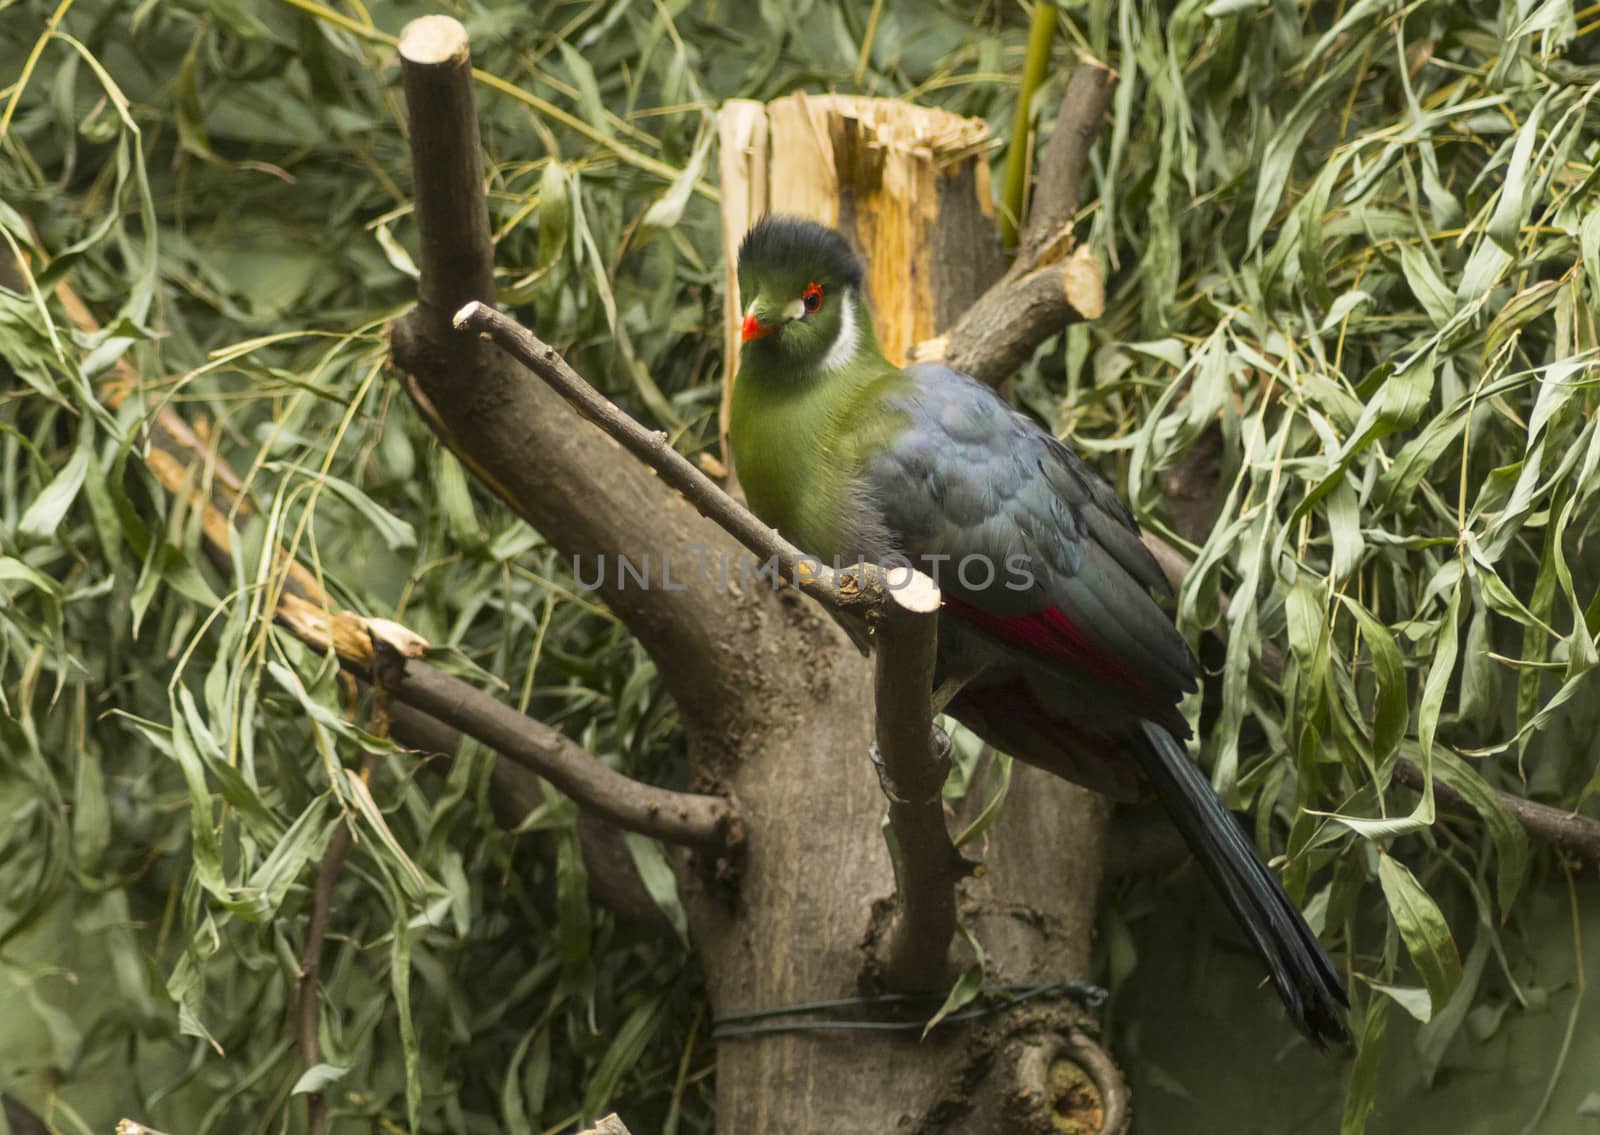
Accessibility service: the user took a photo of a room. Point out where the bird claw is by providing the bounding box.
[867,741,909,804]
[868,727,953,807]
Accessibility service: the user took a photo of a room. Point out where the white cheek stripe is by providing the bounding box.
[820,291,859,374]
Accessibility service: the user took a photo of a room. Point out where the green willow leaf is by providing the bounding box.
[291,1062,351,1095]
[18,437,90,541]
[583,993,668,1120]
[1486,98,1546,253]
[924,924,987,1038]
[1378,853,1463,1014]
[1340,992,1388,1135]
[623,831,690,943]
[1337,595,1407,767]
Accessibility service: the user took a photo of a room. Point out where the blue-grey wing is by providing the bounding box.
[861,363,1197,700]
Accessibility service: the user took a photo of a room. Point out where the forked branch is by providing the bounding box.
[455,301,966,987]
[393,14,781,718]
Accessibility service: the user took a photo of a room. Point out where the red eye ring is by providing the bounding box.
[802,282,824,314]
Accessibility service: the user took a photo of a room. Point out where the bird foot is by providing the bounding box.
[867,742,909,804]
[868,726,953,806]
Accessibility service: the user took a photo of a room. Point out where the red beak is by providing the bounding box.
[742,313,777,343]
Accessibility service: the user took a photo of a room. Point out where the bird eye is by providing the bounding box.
[802,282,824,314]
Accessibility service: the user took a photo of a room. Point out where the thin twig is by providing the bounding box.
[297,812,354,1135]
[1393,759,1600,871]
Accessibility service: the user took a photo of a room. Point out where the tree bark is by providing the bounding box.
[870,570,966,992]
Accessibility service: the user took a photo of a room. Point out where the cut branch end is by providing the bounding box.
[452,300,488,330]
[398,15,470,66]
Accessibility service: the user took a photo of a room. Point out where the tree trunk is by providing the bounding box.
[697,93,1121,1134]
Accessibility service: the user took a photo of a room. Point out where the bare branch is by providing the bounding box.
[1393,759,1600,871]
[871,570,966,991]
[1019,55,1119,265]
[398,16,496,325]
[277,594,741,856]
[394,656,740,854]
[393,18,783,721]
[938,56,1116,387]
[942,249,1104,387]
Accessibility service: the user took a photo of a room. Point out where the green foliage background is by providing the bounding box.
[0,0,1597,1132]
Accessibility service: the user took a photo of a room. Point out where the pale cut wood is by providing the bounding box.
[716,99,769,459]
[397,14,469,66]
[1061,242,1106,320]
[716,93,1004,421]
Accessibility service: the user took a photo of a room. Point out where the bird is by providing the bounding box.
[727,215,1348,1046]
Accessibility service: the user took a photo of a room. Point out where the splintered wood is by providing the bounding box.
[717,94,1005,451]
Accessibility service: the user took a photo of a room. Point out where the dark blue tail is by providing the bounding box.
[1137,720,1349,1045]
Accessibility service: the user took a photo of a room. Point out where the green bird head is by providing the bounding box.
[736,216,873,375]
